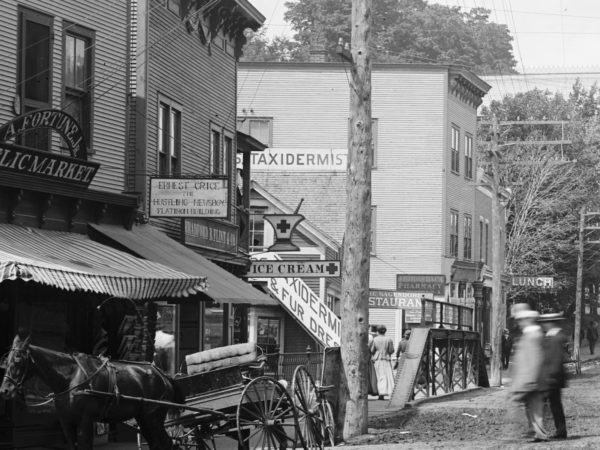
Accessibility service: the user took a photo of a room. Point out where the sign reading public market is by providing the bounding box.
[149,178,229,218]
[248,260,341,278]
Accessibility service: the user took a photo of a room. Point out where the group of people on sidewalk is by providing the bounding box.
[368,325,412,400]
[509,303,569,443]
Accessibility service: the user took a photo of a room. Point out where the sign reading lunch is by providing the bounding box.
[236,148,347,171]
[268,277,340,347]
[150,178,229,218]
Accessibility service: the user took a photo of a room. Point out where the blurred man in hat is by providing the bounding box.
[510,303,549,442]
[539,312,568,440]
[501,328,513,370]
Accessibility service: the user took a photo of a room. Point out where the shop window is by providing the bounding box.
[158,98,182,176]
[63,23,94,154]
[18,8,53,151]
[464,133,473,180]
[449,209,459,257]
[463,214,472,260]
[451,125,460,174]
[257,317,280,354]
[204,301,224,350]
[249,206,267,251]
[154,303,176,375]
[237,117,272,147]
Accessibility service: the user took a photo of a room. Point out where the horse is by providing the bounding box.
[0,331,183,449]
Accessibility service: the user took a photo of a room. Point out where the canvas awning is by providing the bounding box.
[0,224,207,299]
[88,223,277,306]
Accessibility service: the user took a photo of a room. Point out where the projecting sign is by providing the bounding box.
[396,274,446,296]
[268,277,340,347]
[248,260,341,278]
[149,178,228,218]
[236,148,347,172]
[511,276,554,289]
[369,290,426,324]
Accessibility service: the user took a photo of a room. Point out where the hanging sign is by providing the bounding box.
[511,276,554,289]
[264,213,304,251]
[248,260,340,278]
[149,178,229,218]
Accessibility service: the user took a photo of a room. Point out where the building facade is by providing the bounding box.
[238,62,504,346]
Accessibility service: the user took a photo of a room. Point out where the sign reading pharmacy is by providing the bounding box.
[248,260,340,278]
[150,178,229,218]
[396,274,446,296]
[268,277,340,347]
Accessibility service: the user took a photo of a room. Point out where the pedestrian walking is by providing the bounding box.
[501,328,513,369]
[586,320,598,355]
[394,329,411,370]
[539,312,568,440]
[509,303,549,443]
[368,325,379,396]
[371,325,395,400]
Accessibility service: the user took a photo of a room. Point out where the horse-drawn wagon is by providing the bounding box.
[0,332,337,450]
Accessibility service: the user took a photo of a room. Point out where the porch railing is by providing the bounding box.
[421,298,473,330]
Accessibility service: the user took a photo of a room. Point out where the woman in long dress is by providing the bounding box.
[371,325,395,400]
[368,325,379,396]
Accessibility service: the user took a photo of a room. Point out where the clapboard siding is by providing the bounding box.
[141,2,238,237]
[239,64,459,292]
[1,1,129,194]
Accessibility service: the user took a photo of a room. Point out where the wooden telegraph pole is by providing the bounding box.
[340,0,372,439]
[574,206,585,374]
[489,117,504,387]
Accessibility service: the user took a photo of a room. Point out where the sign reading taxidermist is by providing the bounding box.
[150,178,228,218]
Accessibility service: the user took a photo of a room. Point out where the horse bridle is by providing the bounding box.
[1,347,30,392]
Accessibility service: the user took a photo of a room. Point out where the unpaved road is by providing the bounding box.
[343,361,600,449]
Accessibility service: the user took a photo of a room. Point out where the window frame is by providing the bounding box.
[464,133,473,180]
[451,125,460,174]
[463,214,472,260]
[210,123,230,177]
[18,7,54,151]
[157,96,182,177]
[249,206,267,252]
[62,21,95,154]
[449,209,459,257]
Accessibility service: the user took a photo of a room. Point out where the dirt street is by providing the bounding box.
[343,361,600,449]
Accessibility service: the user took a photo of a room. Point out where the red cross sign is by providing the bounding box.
[263,213,305,251]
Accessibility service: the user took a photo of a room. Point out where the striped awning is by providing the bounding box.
[0,224,207,299]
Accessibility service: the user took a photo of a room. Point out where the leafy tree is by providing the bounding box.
[478,83,600,311]
[242,0,517,75]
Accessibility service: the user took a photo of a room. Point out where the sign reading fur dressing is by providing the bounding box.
[268,277,341,347]
[236,148,347,171]
[150,178,229,218]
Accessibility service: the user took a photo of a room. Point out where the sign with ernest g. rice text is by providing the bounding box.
[150,178,229,218]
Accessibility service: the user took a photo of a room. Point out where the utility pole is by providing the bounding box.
[574,206,585,375]
[339,0,372,440]
[489,116,504,387]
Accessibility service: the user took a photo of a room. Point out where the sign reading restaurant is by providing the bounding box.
[396,274,446,296]
[150,178,229,218]
[248,260,341,278]
[184,219,238,255]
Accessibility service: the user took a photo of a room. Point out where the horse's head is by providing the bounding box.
[0,330,32,399]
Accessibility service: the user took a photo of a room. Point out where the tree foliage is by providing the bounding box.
[242,0,517,74]
[478,83,600,311]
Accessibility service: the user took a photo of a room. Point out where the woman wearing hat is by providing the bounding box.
[510,303,549,442]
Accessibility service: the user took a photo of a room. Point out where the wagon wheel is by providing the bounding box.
[237,375,303,449]
[320,399,336,448]
[292,365,328,449]
[165,410,217,450]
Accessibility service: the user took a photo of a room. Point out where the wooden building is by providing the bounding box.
[238,62,505,346]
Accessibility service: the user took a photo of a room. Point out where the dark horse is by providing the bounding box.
[0,331,182,449]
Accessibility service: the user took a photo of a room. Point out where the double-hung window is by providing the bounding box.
[18,8,53,151]
[158,99,182,176]
[450,210,459,257]
[464,134,473,179]
[63,23,94,154]
[210,125,229,176]
[463,215,472,260]
[249,206,267,251]
[451,126,460,173]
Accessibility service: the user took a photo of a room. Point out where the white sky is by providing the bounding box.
[249,0,600,72]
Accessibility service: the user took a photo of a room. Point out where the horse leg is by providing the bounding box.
[76,414,95,450]
[138,412,174,450]
[59,418,78,450]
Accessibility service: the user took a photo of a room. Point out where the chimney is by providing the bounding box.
[309,46,329,63]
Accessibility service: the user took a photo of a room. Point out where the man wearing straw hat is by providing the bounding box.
[509,303,549,442]
[539,312,568,440]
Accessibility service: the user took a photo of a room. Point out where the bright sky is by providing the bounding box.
[249,0,600,73]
